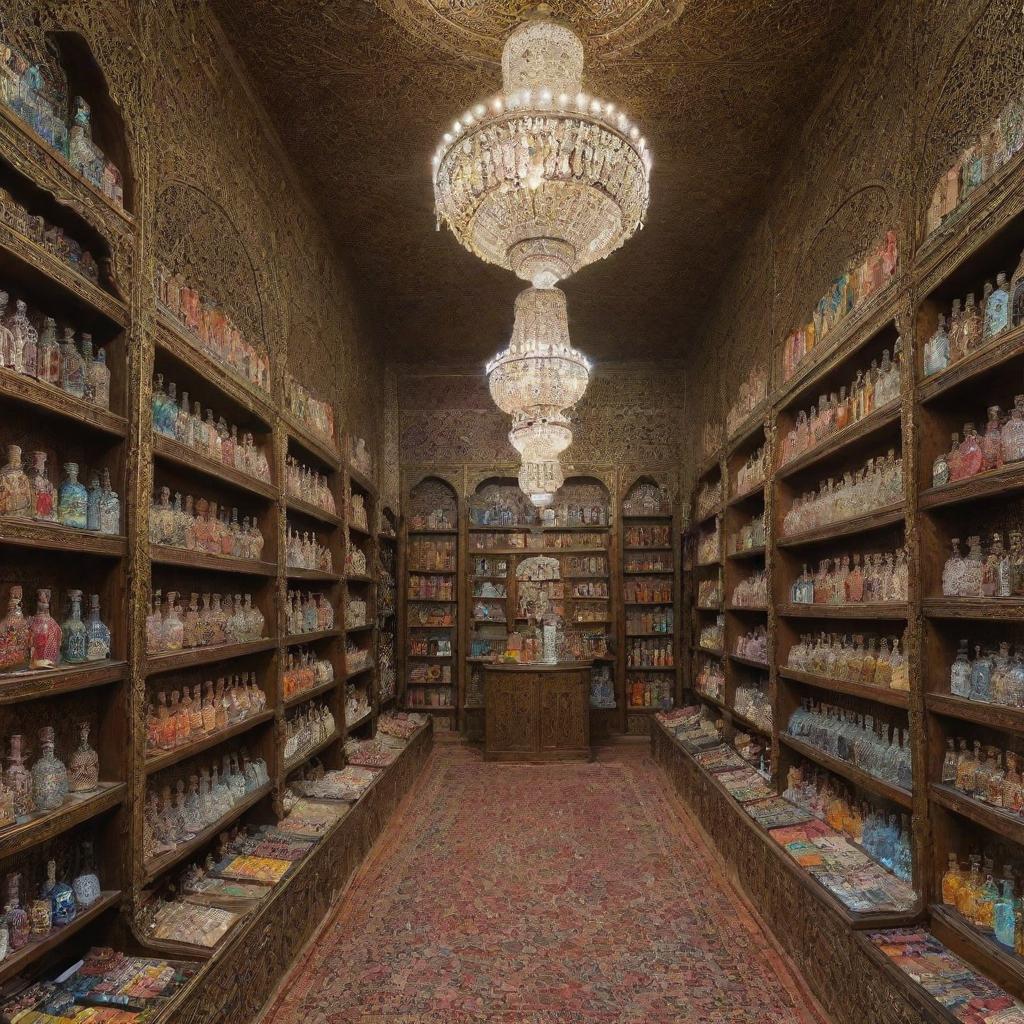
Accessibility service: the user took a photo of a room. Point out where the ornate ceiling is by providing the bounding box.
[210,0,877,364]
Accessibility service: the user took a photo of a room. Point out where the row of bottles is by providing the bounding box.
[624,551,673,573]
[923,265,1023,377]
[283,649,334,701]
[730,570,767,608]
[564,555,606,576]
[285,373,336,446]
[786,632,909,690]
[285,455,336,514]
[786,701,913,789]
[626,638,673,668]
[942,739,1024,814]
[697,576,721,607]
[407,538,455,571]
[285,526,333,573]
[781,232,899,383]
[472,556,508,578]
[695,657,724,701]
[285,590,334,636]
[408,603,454,627]
[409,633,452,657]
[283,703,335,764]
[408,507,455,531]
[472,599,506,623]
[725,366,768,437]
[941,535,1024,598]
[144,752,271,860]
[145,590,266,655]
[0,588,110,671]
[932,405,1024,485]
[623,483,673,517]
[624,524,670,548]
[941,854,1024,952]
[146,677,267,753]
[627,673,673,709]
[0,295,110,408]
[344,543,368,577]
[790,549,909,605]
[695,479,722,520]
[734,444,767,496]
[782,766,913,883]
[781,451,903,537]
[0,446,118,533]
[156,265,270,393]
[348,489,369,532]
[779,345,903,466]
[408,574,455,601]
[0,725,98,827]
[571,579,606,598]
[405,685,453,709]
[734,625,768,663]
[731,513,765,554]
[624,577,672,603]
[626,607,672,635]
[734,680,773,732]
[151,375,270,481]
[345,637,371,672]
[950,640,1024,706]
[345,683,371,725]
[345,596,368,630]
[697,524,720,564]
[698,616,725,652]
[149,486,264,560]
[0,853,101,961]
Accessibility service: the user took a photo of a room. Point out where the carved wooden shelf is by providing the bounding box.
[0,781,126,859]
[283,730,341,774]
[144,638,277,675]
[776,402,901,481]
[348,464,375,495]
[0,659,126,704]
[282,629,341,647]
[623,568,674,576]
[778,666,911,708]
[345,710,373,732]
[621,513,672,521]
[143,710,275,775]
[284,679,340,709]
[727,546,767,561]
[627,631,674,638]
[346,623,373,633]
[142,781,273,884]
[0,518,127,557]
[778,602,908,620]
[729,654,770,672]
[692,506,723,529]
[920,462,1024,511]
[155,309,274,426]
[724,604,768,613]
[347,520,372,537]
[918,326,1024,409]
[776,503,905,549]
[925,692,1024,734]
[923,597,1024,621]
[625,663,676,672]
[284,495,343,528]
[408,528,458,536]
[286,567,342,583]
[694,688,729,714]
[696,646,724,657]
[150,544,277,577]
[623,545,674,552]
[930,783,1024,847]
[152,434,278,500]
[726,403,768,452]
[929,903,1024,997]
[0,366,127,436]
[0,888,121,986]
[781,734,913,809]
[727,482,766,507]
[345,663,374,680]
[729,706,772,737]
[625,600,674,607]
[282,414,340,471]
[0,219,128,327]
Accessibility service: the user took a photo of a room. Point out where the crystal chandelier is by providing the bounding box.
[433,6,651,505]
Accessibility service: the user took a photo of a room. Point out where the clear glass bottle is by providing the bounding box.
[35,317,60,386]
[68,722,99,793]
[84,594,111,662]
[5,874,29,951]
[0,444,32,519]
[72,840,101,908]
[60,589,88,664]
[59,327,85,398]
[30,726,68,811]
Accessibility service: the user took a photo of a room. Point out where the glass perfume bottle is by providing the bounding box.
[60,590,89,664]
[162,592,184,651]
[0,444,32,519]
[31,726,68,811]
[29,589,62,669]
[98,468,120,535]
[35,317,60,386]
[85,594,111,662]
[29,451,56,523]
[59,327,85,398]
[88,344,110,410]
[72,840,100,909]
[86,474,102,531]
[68,722,98,794]
[0,585,30,672]
[45,859,76,927]
[5,874,29,951]
[58,462,88,529]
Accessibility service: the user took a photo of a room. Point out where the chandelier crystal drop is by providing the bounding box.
[518,457,565,509]
[432,7,652,289]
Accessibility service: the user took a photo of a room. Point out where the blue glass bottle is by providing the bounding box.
[995,880,1017,948]
[58,463,88,530]
[43,859,76,928]
[85,595,111,662]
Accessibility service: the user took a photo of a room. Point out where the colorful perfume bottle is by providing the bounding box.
[29,589,62,669]
[85,594,111,662]
[31,726,68,812]
[0,585,30,672]
[0,444,32,518]
[72,840,101,908]
[68,722,99,794]
[45,859,76,927]
[61,589,89,664]
[30,451,56,522]
[5,874,30,950]
[6,736,33,822]
[58,462,88,529]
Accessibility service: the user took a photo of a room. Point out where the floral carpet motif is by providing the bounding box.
[261,746,826,1024]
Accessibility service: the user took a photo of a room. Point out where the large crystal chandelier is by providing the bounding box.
[433,5,651,505]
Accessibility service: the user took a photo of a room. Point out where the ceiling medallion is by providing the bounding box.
[432,6,651,506]
[377,0,687,63]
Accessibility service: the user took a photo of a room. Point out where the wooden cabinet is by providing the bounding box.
[484,663,590,762]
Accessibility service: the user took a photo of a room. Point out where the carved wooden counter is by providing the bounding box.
[484,662,590,762]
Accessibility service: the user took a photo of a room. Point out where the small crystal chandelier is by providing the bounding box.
[434,5,650,505]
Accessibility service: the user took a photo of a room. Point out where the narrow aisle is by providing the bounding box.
[261,744,826,1024]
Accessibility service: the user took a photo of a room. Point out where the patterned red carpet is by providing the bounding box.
[261,744,826,1024]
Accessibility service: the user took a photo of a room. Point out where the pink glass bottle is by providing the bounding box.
[29,589,62,669]
[0,585,30,672]
[29,451,56,522]
[982,407,1004,471]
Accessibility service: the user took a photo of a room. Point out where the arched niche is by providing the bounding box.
[406,476,458,531]
[469,475,537,528]
[622,475,674,517]
[154,181,272,366]
[551,475,611,525]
